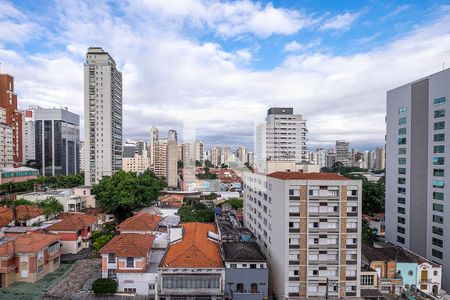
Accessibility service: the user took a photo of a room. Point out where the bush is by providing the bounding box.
[92,278,117,295]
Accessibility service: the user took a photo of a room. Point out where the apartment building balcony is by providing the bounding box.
[230,289,264,300]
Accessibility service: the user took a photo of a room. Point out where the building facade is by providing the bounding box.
[84,47,123,185]
[244,172,362,298]
[153,138,167,178]
[0,107,13,167]
[0,74,23,165]
[167,130,178,188]
[34,107,80,176]
[385,68,450,289]
[22,108,35,163]
[336,140,351,167]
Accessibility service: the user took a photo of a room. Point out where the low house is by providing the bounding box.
[0,232,61,287]
[0,166,38,185]
[158,222,225,299]
[21,189,86,212]
[118,212,161,235]
[99,233,162,295]
[45,213,97,254]
[360,265,383,299]
[0,205,46,227]
[223,242,268,300]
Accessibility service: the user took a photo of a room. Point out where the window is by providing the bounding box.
[434,134,445,142]
[434,169,444,177]
[432,180,444,189]
[399,107,407,114]
[361,274,374,286]
[20,254,27,262]
[126,257,134,268]
[124,288,136,293]
[398,127,407,135]
[398,217,405,224]
[398,148,407,155]
[434,145,445,153]
[433,215,443,224]
[398,225,405,233]
[399,117,407,125]
[398,168,406,174]
[408,270,413,276]
[432,157,445,165]
[434,121,445,130]
[398,178,406,184]
[398,158,406,164]
[397,236,405,243]
[230,263,237,268]
[433,97,446,106]
[432,238,443,247]
[398,207,405,214]
[433,203,444,212]
[398,187,406,194]
[433,192,444,201]
[250,264,257,269]
[21,270,28,278]
[432,249,443,259]
[251,283,258,293]
[398,197,406,204]
[398,138,407,145]
[108,253,115,263]
[433,226,443,236]
[434,109,445,118]
[107,269,116,279]
[48,242,59,253]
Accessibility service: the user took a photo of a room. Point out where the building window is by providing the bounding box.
[398,127,407,135]
[399,107,407,114]
[432,226,443,236]
[397,236,405,244]
[408,270,413,276]
[126,257,134,268]
[398,158,407,164]
[432,238,443,247]
[398,148,407,155]
[398,197,406,204]
[434,134,445,142]
[433,192,444,201]
[236,283,244,292]
[108,253,115,263]
[432,180,444,189]
[433,203,444,212]
[432,249,443,259]
[434,169,444,177]
[398,207,405,214]
[398,217,405,224]
[251,283,258,293]
[230,263,237,268]
[399,117,407,125]
[433,215,443,224]
[433,97,446,106]
[397,226,405,234]
[361,275,374,286]
[398,187,406,195]
[398,168,406,174]
[434,121,445,130]
[398,138,407,145]
[434,109,445,118]
[434,145,445,153]
[398,178,406,184]
[124,288,136,294]
[432,157,445,165]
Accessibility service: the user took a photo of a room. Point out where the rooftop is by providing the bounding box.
[118,212,161,232]
[223,242,266,262]
[267,172,348,180]
[14,232,60,253]
[161,222,223,268]
[46,213,97,231]
[99,233,155,257]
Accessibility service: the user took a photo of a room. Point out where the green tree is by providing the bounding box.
[177,199,215,223]
[362,219,379,244]
[92,278,117,294]
[220,198,243,209]
[93,170,167,221]
[92,230,115,251]
[36,197,64,218]
[206,193,218,200]
[204,160,213,168]
[195,160,202,167]
[177,160,184,169]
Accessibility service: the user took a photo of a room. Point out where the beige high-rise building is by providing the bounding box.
[152,138,167,178]
[238,146,248,164]
[210,146,221,167]
[221,146,230,165]
[244,172,362,298]
[149,126,159,166]
[194,141,204,164]
[0,107,13,167]
[84,47,123,185]
[167,130,178,188]
[122,153,150,174]
[375,147,385,171]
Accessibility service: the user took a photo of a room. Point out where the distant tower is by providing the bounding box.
[167,130,178,188]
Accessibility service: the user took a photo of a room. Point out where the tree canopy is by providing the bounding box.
[92,170,167,221]
[177,198,215,223]
[36,197,64,218]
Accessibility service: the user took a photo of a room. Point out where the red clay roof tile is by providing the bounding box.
[267,172,348,180]
[99,233,155,257]
[118,212,161,232]
[46,213,97,232]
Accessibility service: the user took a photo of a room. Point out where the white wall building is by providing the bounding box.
[243,172,362,298]
[385,68,450,289]
[0,107,13,168]
[84,47,123,185]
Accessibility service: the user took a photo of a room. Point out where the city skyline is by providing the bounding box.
[1,1,449,150]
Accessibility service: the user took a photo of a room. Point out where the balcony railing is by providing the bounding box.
[230,289,264,300]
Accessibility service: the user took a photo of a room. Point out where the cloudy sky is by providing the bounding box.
[1,0,450,151]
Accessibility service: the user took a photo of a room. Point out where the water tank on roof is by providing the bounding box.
[240,232,251,242]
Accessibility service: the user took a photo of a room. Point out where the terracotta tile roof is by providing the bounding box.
[161,222,223,268]
[46,213,97,232]
[267,172,348,180]
[118,212,161,232]
[14,232,60,253]
[0,207,13,227]
[99,233,155,257]
[16,205,44,220]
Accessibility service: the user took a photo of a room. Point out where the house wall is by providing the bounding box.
[397,262,417,288]
[224,267,268,298]
[116,272,157,295]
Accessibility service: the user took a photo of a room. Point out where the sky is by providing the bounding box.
[1,0,450,151]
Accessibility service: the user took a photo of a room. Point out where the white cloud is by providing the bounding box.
[1,2,450,149]
[321,12,360,31]
[283,39,321,52]
[0,2,42,44]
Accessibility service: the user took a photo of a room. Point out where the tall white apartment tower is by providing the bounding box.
[84,47,123,186]
[167,130,178,188]
[255,107,308,172]
[335,140,351,167]
[386,68,450,289]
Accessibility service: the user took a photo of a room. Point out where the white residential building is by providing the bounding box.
[385,68,450,289]
[336,140,351,167]
[22,108,36,163]
[243,172,362,298]
[194,140,204,163]
[122,153,150,174]
[0,107,13,168]
[255,107,308,173]
[167,130,178,188]
[84,47,123,185]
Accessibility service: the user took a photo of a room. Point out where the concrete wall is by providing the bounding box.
[224,268,268,298]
